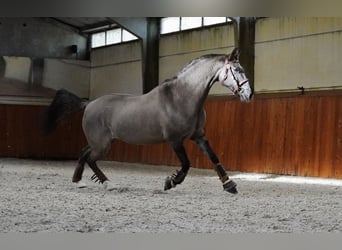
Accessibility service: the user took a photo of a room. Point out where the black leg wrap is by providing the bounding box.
[215,164,228,181]
[164,170,187,191]
[223,179,238,194]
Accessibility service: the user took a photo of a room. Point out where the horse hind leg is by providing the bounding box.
[72,145,91,188]
[71,144,109,188]
[86,141,117,191]
[87,158,116,191]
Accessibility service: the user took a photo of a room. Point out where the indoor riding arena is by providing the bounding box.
[1,17,342,233]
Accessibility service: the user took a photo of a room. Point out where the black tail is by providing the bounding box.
[42,89,88,134]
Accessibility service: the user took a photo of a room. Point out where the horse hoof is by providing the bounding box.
[164,176,174,191]
[227,186,238,194]
[223,179,238,194]
[103,180,116,191]
[75,181,87,188]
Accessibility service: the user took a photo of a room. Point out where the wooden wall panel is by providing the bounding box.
[0,104,86,159]
[1,90,342,179]
[333,98,342,177]
[0,105,7,155]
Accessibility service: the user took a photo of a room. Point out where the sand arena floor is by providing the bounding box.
[1,158,342,233]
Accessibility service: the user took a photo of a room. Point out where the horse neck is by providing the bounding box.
[172,59,224,113]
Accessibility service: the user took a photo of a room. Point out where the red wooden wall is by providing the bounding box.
[1,90,342,179]
[0,105,86,159]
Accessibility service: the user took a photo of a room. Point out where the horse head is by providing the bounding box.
[218,48,253,102]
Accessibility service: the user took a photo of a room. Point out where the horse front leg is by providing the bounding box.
[164,141,190,191]
[192,135,238,194]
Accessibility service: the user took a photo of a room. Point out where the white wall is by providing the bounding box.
[42,59,90,98]
[90,42,142,99]
[3,56,31,82]
[255,17,342,92]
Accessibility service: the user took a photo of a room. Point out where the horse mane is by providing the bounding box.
[177,54,226,76]
[162,54,227,84]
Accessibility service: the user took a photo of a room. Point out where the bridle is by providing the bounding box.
[220,62,249,95]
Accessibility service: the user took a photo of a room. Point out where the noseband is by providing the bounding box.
[220,63,249,95]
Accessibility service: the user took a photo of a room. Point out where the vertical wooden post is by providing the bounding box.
[141,18,160,94]
[233,17,256,88]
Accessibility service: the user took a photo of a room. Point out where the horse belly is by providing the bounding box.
[113,115,165,145]
[117,127,165,144]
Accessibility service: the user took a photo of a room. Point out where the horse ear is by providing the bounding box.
[229,48,240,61]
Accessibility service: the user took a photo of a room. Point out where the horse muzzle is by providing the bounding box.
[237,82,253,102]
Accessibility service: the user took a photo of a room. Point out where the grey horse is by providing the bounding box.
[43,48,253,194]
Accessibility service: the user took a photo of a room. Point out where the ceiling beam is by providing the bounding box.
[46,18,83,34]
[80,20,118,33]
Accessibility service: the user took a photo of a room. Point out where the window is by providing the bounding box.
[91,17,233,47]
[91,32,106,48]
[91,28,138,48]
[122,29,138,42]
[181,17,202,30]
[160,17,180,34]
[106,29,121,45]
[203,17,228,26]
[160,17,232,35]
